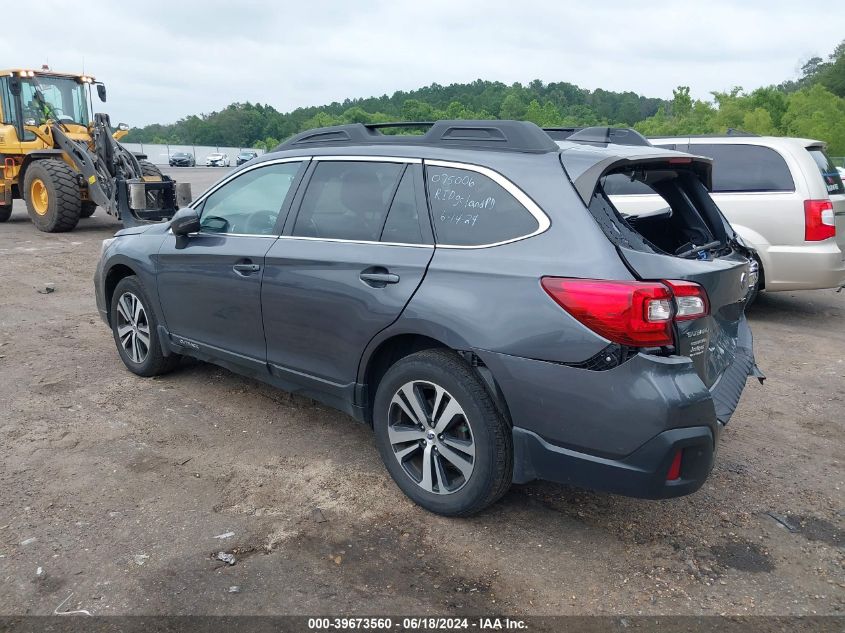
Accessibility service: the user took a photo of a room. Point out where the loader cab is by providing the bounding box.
[0,70,101,146]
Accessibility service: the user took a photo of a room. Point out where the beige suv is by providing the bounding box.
[608,135,845,294]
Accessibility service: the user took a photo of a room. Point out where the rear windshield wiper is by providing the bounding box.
[676,240,721,259]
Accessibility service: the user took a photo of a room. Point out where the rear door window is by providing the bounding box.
[691,144,794,192]
[807,148,845,196]
[293,161,404,241]
[380,168,424,244]
[424,164,539,246]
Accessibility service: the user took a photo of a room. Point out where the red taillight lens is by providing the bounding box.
[541,279,674,347]
[666,449,683,481]
[541,278,711,347]
[804,199,835,241]
[664,280,709,321]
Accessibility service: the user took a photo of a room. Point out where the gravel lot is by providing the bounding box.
[0,167,842,616]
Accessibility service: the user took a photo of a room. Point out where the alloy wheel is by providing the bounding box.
[387,381,475,494]
[115,292,151,364]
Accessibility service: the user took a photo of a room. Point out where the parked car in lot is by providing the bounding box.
[236,150,259,166]
[169,152,195,167]
[610,135,845,297]
[206,152,230,167]
[95,121,761,516]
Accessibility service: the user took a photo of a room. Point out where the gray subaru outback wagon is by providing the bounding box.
[94,121,762,516]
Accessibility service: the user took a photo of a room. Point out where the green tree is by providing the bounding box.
[782,84,845,154]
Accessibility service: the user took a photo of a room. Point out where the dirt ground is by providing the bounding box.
[0,167,842,616]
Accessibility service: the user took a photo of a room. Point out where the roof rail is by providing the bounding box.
[275,120,560,154]
[545,126,651,147]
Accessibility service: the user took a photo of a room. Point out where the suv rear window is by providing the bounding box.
[425,165,539,246]
[690,144,794,193]
[807,148,845,196]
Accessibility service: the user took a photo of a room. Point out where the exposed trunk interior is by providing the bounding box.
[591,164,732,259]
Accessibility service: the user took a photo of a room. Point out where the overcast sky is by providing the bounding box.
[3,1,843,127]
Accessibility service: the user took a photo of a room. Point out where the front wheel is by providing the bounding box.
[373,349,513,516]
[110,276,180,377]
[0,203,12,222]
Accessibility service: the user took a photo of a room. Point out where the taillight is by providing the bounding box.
[664,280,708,321]
[541,278,710,348]
[804,199,835,241]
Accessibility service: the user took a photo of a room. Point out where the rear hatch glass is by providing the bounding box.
[808,147,845,196]
[807,147,845,255]
[567,155,756,400]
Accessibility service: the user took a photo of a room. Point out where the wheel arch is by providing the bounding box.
[19,152,69,189]
[103,262,140,326]
[359,330,513,428]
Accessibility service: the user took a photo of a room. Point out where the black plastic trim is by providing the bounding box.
[512,425,716,499]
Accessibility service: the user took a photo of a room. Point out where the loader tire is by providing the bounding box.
[23,160,81,232]
[80,201,97,218]
[139,160,163,178]
[0,203,12,222]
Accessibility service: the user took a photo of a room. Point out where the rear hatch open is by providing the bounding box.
[559,144,761,423]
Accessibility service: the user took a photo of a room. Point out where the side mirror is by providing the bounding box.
[170,208,200,236]
[9,76,21,97]
[97,83,107,102]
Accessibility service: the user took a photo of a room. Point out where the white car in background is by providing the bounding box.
[608,135,845,298]
[205,152,230,167]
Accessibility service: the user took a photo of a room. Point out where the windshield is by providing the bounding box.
[21,75,90,126]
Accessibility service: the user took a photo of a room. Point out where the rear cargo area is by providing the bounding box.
[558,147,761,419]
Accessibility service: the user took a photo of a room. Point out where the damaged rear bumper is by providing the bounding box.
[475,318,761,498]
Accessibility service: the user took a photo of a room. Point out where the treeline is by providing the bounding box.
[635,40,845,154]
[126,40,845,156]
[125,80,663,149]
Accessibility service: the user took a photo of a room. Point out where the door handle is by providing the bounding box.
[233,263,261,274]
[360,268,400,288]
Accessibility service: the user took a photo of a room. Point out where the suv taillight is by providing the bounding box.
[804,199,835,241]
[540,278,709,348]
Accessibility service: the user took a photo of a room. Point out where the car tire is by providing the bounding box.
[373,349,513,516]
[23,160,81,232]
[746,256,763,306]
[0,203,12,222]
[80,201,97,218]
[110,276,180,377]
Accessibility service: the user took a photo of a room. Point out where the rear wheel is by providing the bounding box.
[23,160,81,232]
[373,349,512,516]
[139,160,162,178]
[80,201,97,218]
[110,276,180,377]
[0,203,12,222]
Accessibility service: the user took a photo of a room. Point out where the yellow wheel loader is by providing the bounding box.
[0,68,190,232]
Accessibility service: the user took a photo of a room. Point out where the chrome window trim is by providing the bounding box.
[313,155,421,164]
[167,231,434,246]
[423,159,551,249]
[276,235,434,249]
[182,154,550,249]
[188,156,310,210]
